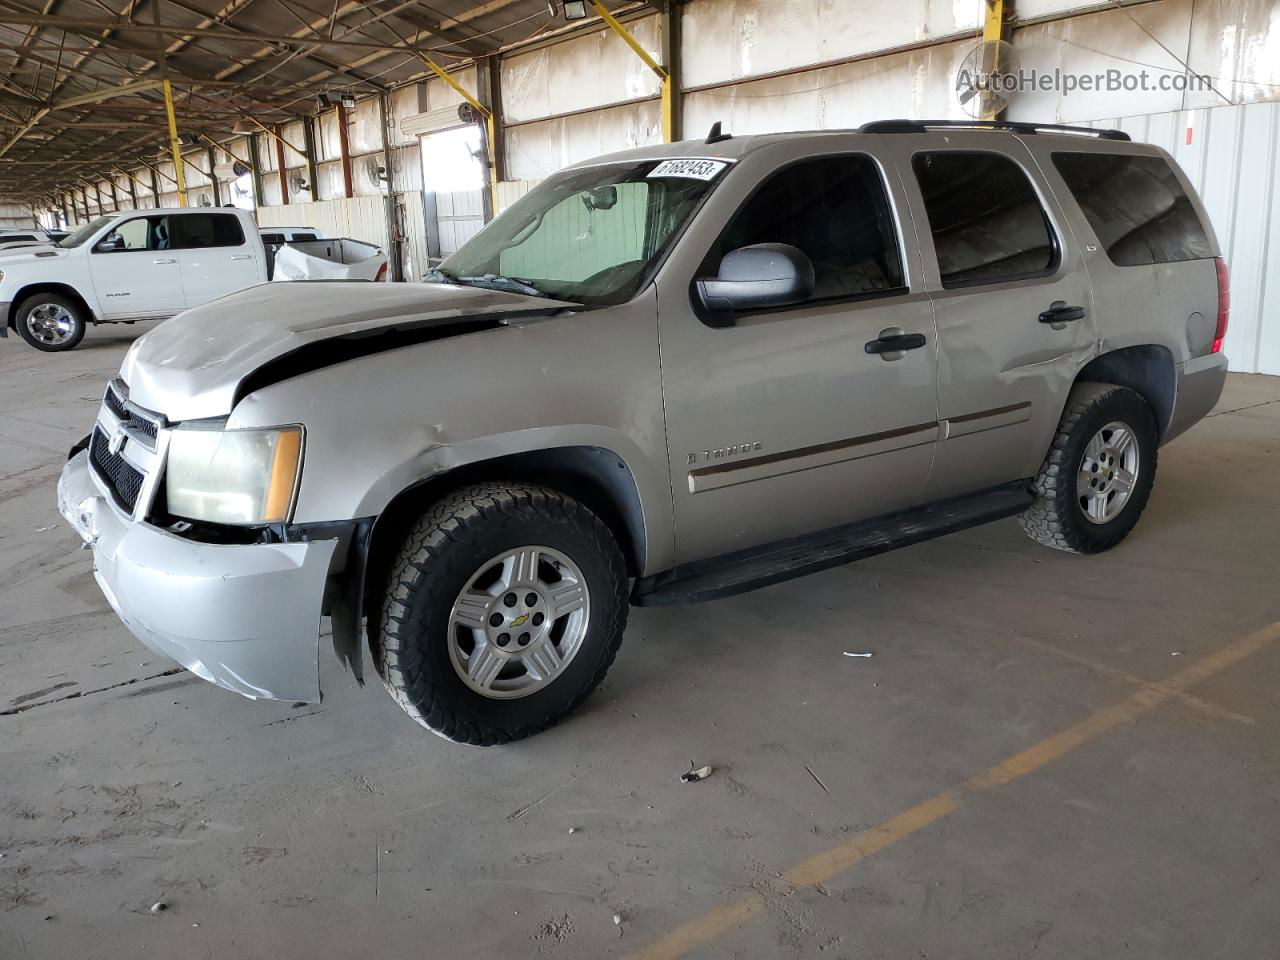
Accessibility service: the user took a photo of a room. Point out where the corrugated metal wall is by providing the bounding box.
[256,194,394,247]
[1085,102,1280,375]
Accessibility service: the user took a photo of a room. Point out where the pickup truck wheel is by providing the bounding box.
[15,293,86,351]
[375,482,629,745]
[1020,383,1158,554]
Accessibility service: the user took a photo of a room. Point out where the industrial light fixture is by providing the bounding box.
[316,91,358,112]
[562,0,588,21]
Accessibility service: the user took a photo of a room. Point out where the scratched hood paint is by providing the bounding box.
[120,281,564,421]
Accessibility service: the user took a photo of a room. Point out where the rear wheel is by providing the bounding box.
[375,482,629,745]
[15,293,86,352]
[1020,383,1158,554]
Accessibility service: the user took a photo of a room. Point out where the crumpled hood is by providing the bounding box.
[121,281,567,421]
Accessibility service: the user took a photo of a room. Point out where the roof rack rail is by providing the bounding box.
[858,119,1131,142]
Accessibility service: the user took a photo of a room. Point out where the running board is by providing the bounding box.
[633,481,1034,606]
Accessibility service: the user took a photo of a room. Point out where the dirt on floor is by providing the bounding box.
[2,322,1279,959]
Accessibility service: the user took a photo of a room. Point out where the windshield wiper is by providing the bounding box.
[454,274,552,299]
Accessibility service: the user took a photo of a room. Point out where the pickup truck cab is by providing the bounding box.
[58,121,1229,745]
[2,207,266,352]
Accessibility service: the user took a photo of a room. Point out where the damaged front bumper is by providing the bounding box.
[57,449,338,703]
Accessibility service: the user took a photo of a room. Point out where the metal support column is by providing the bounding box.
[590,1,673,142]
[274,126,289,205]
[149,166,160,207]
[247,134,264,210]
[107,176,119,211]
[476,56,504,220]
[981,0,1007,121]
[162,80,188,205]
[378,92,403,281]
[302,116,320,203]
[661,1,682,141]
[122,165,138,208]
[336,106,354,199]
[208,147,222,206]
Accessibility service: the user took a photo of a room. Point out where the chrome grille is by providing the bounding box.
[87,381,166,519]
[90,427,144,512]
[104,379,160,449]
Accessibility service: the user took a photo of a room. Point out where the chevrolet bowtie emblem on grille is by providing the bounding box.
[511,614,529,627]
[107,427,126,456]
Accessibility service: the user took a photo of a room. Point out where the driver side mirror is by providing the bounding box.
[95,235,124,253]
[695,243,815,323]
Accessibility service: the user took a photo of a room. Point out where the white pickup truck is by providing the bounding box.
[1,207,387,351]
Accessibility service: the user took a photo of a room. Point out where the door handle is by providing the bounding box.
[1039,301,1086,325]
[230,254,252,261]
[865,328,927,360]
[152,257,176,264]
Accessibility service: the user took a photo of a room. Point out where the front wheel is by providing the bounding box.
[1020,382,1158,554]
[15,293,86,351]
[375,482,629,745]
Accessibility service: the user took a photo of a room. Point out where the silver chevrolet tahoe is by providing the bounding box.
[58,120,1229,745]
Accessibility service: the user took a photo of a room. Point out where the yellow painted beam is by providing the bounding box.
[587,2,671,142]
[981,0,1005,122]
[590,1,666,80]
[162,79,188,205]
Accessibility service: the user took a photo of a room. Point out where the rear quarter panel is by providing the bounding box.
[1021,137,1221,365]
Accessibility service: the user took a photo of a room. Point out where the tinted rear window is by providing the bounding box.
[173,213,245,249]
[912,152,1057,287]
[1052,152,1213,266]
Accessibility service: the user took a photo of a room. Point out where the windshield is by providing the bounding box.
[58,216,116,249]
[435,159,726,305]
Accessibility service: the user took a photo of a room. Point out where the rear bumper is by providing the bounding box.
[58,450,338,702]
[1165,352,1228,444]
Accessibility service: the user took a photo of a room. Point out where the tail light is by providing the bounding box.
[375,261,388,283]
[1212,257,1229,353]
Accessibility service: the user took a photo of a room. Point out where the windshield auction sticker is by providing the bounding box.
[647,159,728,180]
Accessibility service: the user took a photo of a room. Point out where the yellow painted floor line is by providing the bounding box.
[625,622,1280,960]
[1014,632,1256,726]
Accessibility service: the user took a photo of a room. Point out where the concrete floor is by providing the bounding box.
[2,321,1279,960]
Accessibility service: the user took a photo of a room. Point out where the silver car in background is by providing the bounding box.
[59,120,1228,744]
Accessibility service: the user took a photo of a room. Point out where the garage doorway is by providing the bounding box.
[419,125,487,262]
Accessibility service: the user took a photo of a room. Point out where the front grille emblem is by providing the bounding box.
[107,427,126,456]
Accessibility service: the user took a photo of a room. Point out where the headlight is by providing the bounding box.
[165,426,303,525]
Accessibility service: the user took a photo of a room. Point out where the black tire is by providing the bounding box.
[374,482,629,745]
[14,293,86,352]
[1020,382,1158,554]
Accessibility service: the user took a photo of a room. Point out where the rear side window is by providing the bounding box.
[291,232,317,242]
[260,232,284,246]
[1052,152,1213,266]
[173,214,245,249]
[710,154,905,302]
[912,151,1057,287]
